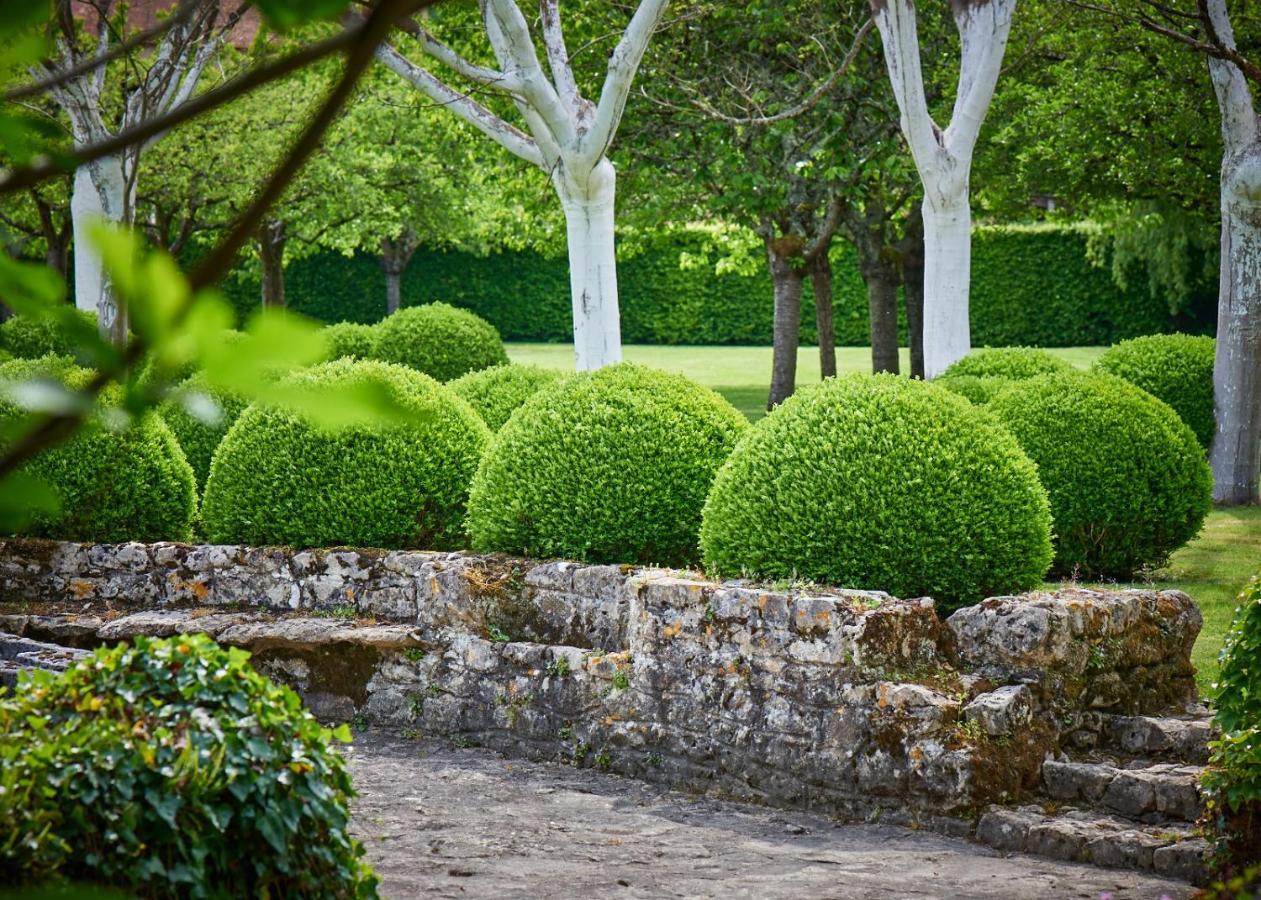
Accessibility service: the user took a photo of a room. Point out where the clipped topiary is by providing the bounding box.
[932,373,1014,406]
[468,363,748,566]
[0,356,195,542]
[987,370,1212,578]
[371,302,509,382]
[160,374,250,490]
[0,634,378,896]
[942,346,1073,380]
[325,321,379,360]
[0,310,97,361]
[201,358,489,548]
[699,374,1053,608]
[1093,333,1216,449]
[448,364,564,431]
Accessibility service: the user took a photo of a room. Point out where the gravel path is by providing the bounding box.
[346,730,1192,900]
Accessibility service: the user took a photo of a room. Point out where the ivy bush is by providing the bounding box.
[941,347,1073,380]
[160,374,250,490]
[448,364,563,431]
[370,302,509,382]
[1093,333,1216,449]
[987,371,1212,578]
[0,634,378,897]
[325,321,379,361]
[468,363,747,566]
[201,359,489,548]
[699,374,1053,609]
[0,357,196,541]
[0,310,98,361]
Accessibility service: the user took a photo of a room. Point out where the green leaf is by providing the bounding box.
[0,471,61,532]
[255,0,351,30]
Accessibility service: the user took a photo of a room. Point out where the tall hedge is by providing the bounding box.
[216,225,1206,347]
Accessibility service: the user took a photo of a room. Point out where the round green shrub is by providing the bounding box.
[371,302,509,382]
[0,356,196,542]
[0,310,98,361]
[942,346,1073,380]
[0,634,378,896]
[160,374,250,490]
[1093,333,1216,449]
[468,363,748,566]
[932,373,1014,406]
[137,328,246,391]
[448,364,564,431]
[201,358,489,548]
[987,371,1212,578]
[325,321,379,360]
[699,374,1054,608]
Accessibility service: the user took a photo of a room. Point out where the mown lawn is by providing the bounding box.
[506,342,1257,696]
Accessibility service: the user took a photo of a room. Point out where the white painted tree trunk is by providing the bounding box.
[70,154,131,337]
[921,198,972,378]
[555,160,622,370]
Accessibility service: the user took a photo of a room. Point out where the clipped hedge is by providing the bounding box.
[201,359,489,549]
[0,356,196,542]
[325,321,379,360]
[468,363,747,566]
[448,364,563,431]
[987,371,1212,578]
[0,634,378,896]
[1093,333,1216,449]
[942,346,1073,380]
[699,374,1053,608]
[160,374,250,490]
[370,302,509,382]
[0,310,98,360]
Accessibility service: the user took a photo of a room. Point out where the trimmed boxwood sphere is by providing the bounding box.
[467,363,748,566]
[325,320,379,360]
[448,364,563,430]
[932,373,1014,406]
[699,374,1054,608]
[942,346,1073,380]
[1093,333,1216,449]
[0,310,98,361]
[160,374,250,490]
[200,358,489,548]
[0,356,196,541]
[987,371,1212,578]
[371,302,509,382]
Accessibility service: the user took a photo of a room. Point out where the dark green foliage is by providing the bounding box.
[1093,333,1216,448]
[160,374,250,490]
[699,374,1053,609]
[0,357,196,541]
[467,363,748,566]
[0,310,98,360]
[0,634,378,897]
[325,321,379,360]
[448,364,563,431]
[201,359,489,548]
[942,346,1073,380]
[370,302,509,382]
[1203,577,1261,873]
[217,227,1197,347]
[987,371,1212,578]
[932,373,1015,405]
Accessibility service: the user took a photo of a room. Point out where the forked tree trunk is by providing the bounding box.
[767,242,804,409]
[258,220,286,309]
[380,233,419,316]
[864,259,901,374]
[921,196,971,376]
[809,252,837,378]
[555,159,623,371]
[901,209,926,379]
[71,154,132,342]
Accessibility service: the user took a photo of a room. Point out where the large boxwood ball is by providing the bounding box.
[0,356,196,542]
[942,346,1072,380]
[0,310,98,361]
[200,359,489,548]
[448,364,563,431]
[325,320,379,360]
[987,371,1212,578]
[1093,333,1216,449]
[467,363,748,566]
[371,302,509,382]
[160,374,250,490]
[932,373,1013,406]
[699,374,1053,608]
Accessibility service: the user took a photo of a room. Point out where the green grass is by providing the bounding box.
[506,341,1256,695]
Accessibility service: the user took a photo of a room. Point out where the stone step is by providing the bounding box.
[976,804,1211,885]
[1099,713,1215,764]
[1042,758,1205,824]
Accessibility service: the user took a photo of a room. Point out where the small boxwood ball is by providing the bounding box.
[942,346,1073,380]
[699,374,1054,608]
[200,359,489,549]
[448,364,563,431]
[0,356,196,542]
[371,302,509,382]
[987,371,1212,578]
[467,363,748,566]
[160,374,250,490]
[1093,333,1216,449]
[324,321,379,360]
[0,310,98,361]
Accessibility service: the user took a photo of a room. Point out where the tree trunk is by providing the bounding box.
[901,210,926,379]
[71,154,131,343]
[921,197,971,378]
[809,252,837,379]
[258,220,287,309]
[554,159,622,370]
[767,242,804,410]
[864,260,901,375]
[379,233,420,316]
[1210,156,1261,504]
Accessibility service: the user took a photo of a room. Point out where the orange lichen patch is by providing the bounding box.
[661,621,684,640]
[877,684,891,708]
[68,579,94,599]
[815,610,830,625]
[909,746,924,762]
